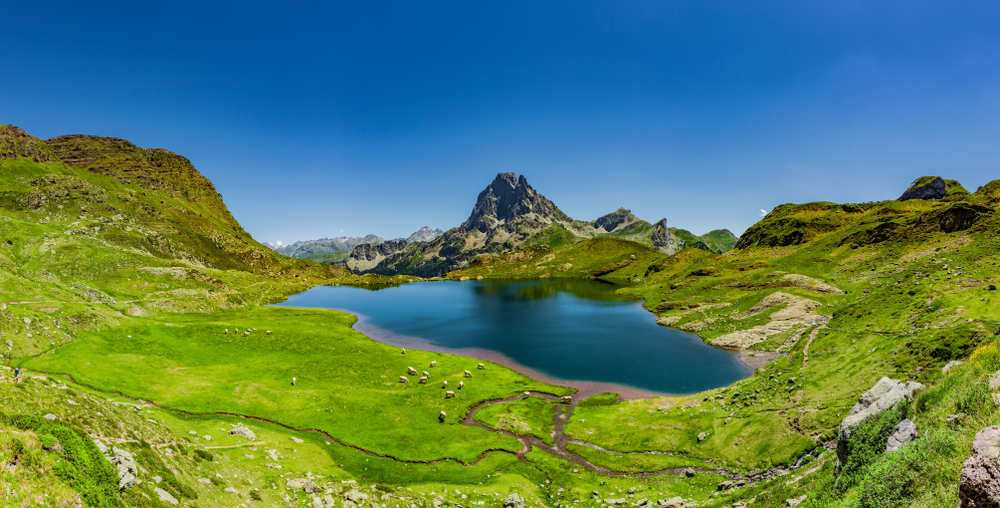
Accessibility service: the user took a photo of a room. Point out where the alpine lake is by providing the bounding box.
[274,279,751,398]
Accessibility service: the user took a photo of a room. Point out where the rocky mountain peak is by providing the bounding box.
[899,176,949,201]
[460,173,563,233]
[593,208,638,233]
[407,226,444,243]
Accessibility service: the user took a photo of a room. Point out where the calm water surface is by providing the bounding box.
[274,279,750,395]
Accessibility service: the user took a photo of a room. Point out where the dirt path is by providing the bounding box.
[800,326,827,369]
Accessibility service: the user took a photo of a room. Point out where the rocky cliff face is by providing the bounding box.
[461,173,565,233]
[407,227,444,243]
[899,176,949,201]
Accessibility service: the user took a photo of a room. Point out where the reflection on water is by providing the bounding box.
[274,279,750,394]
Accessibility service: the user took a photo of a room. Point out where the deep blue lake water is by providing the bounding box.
[274,279,750,395]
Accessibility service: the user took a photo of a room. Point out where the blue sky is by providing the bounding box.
[3,1,999,243]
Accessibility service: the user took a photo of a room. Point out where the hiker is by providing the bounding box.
[13,367,19,382]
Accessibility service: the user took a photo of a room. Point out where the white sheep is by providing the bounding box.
[292,377,296,386]
[225,329,229,335]
[401,348,406,355]
[442,380,448,388]
[407,366,418,375]
[399,376,409,384]
[458,381,464,389]
[464,370,472,378]
[477,363,485,370]
[419,376,428,384]
[430,361,436,368]
[266,330,272,335]
[445,390,456,399]
[438,411,446,422]
[422,371,430,378]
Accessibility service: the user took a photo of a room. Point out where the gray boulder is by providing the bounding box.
[154,487,179,505]
[229,426,257,440]
[503,493,525,508]
[110,447,138,490]
[886,419,918,453]
[287,478,321,493]
[960,425,1000,507]
[943,361,965,374]
[658,497,686,508]
[837,377,924,463]
[343,490,368,502]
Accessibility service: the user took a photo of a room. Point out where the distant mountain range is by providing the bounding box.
[333,172,736,277]
[268,227,445,262]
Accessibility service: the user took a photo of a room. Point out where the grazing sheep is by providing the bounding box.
[464,370,473,378]
[244,331,250,336]
[235,328,239,333]
[419,376,428,384]
[442,381,448,388]
[292,377,296,386]
[266,330,272,335]
[445,390,456,399]
[407,366,418,375]
[430,361,436,368]
[561,396,572,403]
[399,376,409,383]
[225,329,229,335]
[401,348,406,355]
[422,371,430,378]
[477,363,485,370]
[458,381,464,389]
[438,411,446,422]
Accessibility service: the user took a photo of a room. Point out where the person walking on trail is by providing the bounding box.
[13,367,19,382]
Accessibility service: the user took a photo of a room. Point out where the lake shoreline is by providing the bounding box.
[346,310,669,400]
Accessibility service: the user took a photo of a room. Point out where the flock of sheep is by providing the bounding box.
[397,348,487,423]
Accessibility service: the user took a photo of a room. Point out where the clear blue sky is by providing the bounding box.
[3,1,999,243]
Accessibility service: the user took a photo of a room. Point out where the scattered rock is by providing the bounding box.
[628,487,637,494]
[230,427,257,440]
[43,413,57,421]
[224,487,240,494]
[343,490,368,502]
[287,478,321,493]
[961,426,1000,507]
[658,497,685,508]
[503,493,525,508]
[154,487,179,505]
[717,480,734,491]
[110,447,138,490]
[291,437,304,443]
[943,361,965,374]
[838,377,924,463]
[697,432,707,442]
[786,494,807,506]
[886,419,918,453]
[684,467,695,477]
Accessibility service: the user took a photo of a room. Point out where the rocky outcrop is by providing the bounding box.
[960,425,1000,507]
[154,487,179,505]
[461,173,565,233]
[503,493,525,508]
[351,239,408,262]
[287,478,321,493]
[593,208,637,233]
[711,292,828,349]
[109,446,139,490]
[837,377,924,464]
[406,226,444,243]
[898,176,948,201]
[886,419,918,453]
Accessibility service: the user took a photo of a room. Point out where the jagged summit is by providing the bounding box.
[460,173,565,233]
[407,226,444,243]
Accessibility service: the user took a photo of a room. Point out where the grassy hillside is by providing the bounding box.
[6,126,1000,508]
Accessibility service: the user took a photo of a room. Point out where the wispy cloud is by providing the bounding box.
[760,209,769,217]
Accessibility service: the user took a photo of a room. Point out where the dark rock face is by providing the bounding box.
[960,425,1000,507]
[651,219,669,247]
[899,176,948,201]
[593,208,636,233]
[461,173,563,233]
[351,239,407,262]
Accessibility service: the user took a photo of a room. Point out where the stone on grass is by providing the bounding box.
[287,478,321,493]
[224,487,239,494]
[886,419,918,453]
[837,377,923,463]
[230,426,256,440]
[43,413,57,420]
[943,361,965,374]
[697,432,707,442]
[110,447,138,490]
[786,495,807,506]
[154,487,179,505]
[684,467,696,477]
[717,480,733,491]
[343,490,368,502]
[503,493,525,508]
[960,425,1000,507]
[658,497,685,508]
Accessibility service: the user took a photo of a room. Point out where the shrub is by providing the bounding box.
[194,448,214,461]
